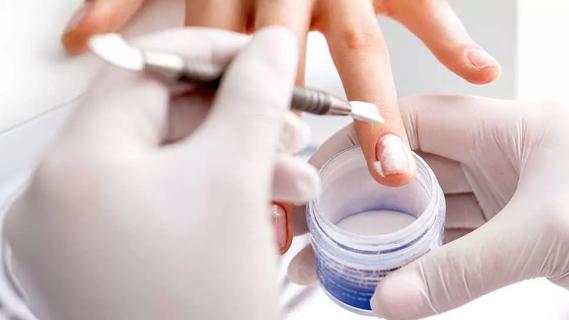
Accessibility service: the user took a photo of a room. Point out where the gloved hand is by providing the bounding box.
[62,0,502,189]
[289,95,569,319]
[4,27,319,320]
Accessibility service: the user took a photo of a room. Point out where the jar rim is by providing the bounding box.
[309,145,443,248]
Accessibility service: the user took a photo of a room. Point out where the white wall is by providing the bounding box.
[518,0,569,102]
[385,0,517,98]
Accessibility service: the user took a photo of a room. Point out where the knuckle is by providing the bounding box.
[338,24,383,51]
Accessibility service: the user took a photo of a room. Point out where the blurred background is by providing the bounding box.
[1,0,569,319]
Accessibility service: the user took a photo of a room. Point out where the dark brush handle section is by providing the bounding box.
[181,60,224,83]
[291,87,332,115]
[145,53,348,117]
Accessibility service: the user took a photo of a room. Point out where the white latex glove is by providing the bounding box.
[3,27,320,320]
[289,95,569,319]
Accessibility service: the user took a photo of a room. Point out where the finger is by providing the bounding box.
[75,29,247,147]
[371,197,552,319]
[185,0,249,32]
[272,155,320,203]
[389,0,501,84]
[288,244,318,285]
[278,112,312,154]
[198,27,298,163]
[319,0,414,187]
[418,152,472,194]
[445,194,486,229]
[271,203,291,254]
[62,0,144,54]
[254,0,313,83]
[308,118,473,193]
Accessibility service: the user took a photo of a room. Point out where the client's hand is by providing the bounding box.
[5,27,319,320]
[62,0,501,189]
[289,95,569,320]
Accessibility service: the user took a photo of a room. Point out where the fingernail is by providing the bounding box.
[271,204,287,252]
[371,269,427,319]
[64,1,93,34]
[466,48,498,69]
[374,134,414,177]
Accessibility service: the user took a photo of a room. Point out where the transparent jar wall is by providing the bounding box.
[307,146,445,315]
[319,151,430,225]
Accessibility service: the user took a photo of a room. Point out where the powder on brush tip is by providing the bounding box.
[349,101,384,123]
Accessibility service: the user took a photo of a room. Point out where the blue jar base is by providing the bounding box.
[321,285,375,317]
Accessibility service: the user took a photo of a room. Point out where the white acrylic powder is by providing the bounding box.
[336,210,416,235]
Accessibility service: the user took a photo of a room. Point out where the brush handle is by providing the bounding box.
[148,56,351,117]
[178,59,348,116]
[291,87,352,116]
[180,60,224,83]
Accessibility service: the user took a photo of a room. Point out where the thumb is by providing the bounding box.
[62,0,144,54]
[198,26,298,161]
[371,198,544,319]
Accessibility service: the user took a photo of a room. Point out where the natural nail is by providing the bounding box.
[271,204,287,253]
[467,48,498,69]
[374,134,414,177]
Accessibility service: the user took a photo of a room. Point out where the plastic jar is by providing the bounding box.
[306,146,445,315]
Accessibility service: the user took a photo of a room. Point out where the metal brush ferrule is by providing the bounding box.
[180,60,224,83]
[291,87,351,115]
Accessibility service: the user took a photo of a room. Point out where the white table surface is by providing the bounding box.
[1,0,569,319]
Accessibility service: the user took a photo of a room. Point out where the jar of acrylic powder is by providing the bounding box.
[306,146,445,315]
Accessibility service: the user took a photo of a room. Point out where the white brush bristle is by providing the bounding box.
[89,33,144,71]
[349,101,384,123]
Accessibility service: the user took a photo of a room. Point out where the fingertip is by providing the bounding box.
[464,64,502,85]
[456,47,502,85]
[62,33,88,55]
[278,112,312,154]
[372,267,430,320]
[62,2,95,54]
[368,168,415,187]
[273,157,321,203]
[371,134,416,186]
[62,0,144,55]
